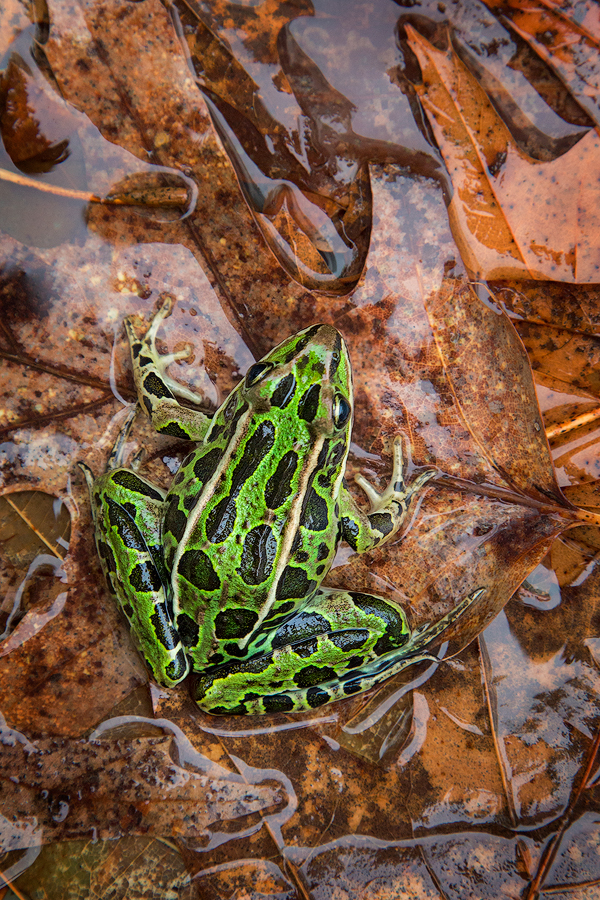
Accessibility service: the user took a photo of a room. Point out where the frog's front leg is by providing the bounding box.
[340,436,436,552]
[125,295,211,441]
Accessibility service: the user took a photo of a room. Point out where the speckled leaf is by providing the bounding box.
[486,0,600,130]
[407,25,600,283]
[0,733,286,847]
[13,837,196,900]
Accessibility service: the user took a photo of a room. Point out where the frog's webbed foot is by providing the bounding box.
[125,294,203,407]
[125,295,211,442]
[355,435,436,522]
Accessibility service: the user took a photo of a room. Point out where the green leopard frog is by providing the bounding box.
[81,297,480,715]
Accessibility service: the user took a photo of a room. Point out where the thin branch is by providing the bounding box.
[0,167,189,208]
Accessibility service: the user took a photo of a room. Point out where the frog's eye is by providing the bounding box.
[245,361,274,388]
[332,393,351,429]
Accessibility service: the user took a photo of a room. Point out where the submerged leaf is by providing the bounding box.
[0,733,286,847]
[407,26,600,282]
[0,490,70,563]
[14,836,195,900]
[480,596,600,828]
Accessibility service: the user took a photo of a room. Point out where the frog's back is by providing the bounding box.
[164,324,354,666]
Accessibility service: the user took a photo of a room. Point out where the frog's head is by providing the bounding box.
[243,324,353,443]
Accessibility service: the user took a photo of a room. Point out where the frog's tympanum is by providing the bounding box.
[81,298,480,715]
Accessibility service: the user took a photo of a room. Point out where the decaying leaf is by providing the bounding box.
[0,731,287,847]
[407,25,600,283]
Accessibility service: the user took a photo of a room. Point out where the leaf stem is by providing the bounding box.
[434,474,577,519]
[546,406,600,440]
[0,167,189,207]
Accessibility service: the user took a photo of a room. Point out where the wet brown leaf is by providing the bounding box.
[407,25,600,283]
[517,321,600,398]
[182,10,373,294]
[175,0,447,295]
[426,283,563,503]
[486,0,600,130]
[0,733,285,846]
[487,281,600,498]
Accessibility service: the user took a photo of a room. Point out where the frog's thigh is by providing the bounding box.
[194,587,414,716]
[93,468,189,687]
[244,587,412,658]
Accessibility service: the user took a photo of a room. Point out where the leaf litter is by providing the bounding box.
[1,0,600,897]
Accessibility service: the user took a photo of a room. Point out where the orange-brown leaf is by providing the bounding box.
[407,25,600,283]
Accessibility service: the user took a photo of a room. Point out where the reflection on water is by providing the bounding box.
[175,0,598,288]
[480,592,600,829]
[0,25,198,250]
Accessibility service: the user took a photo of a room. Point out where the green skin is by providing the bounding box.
[81,297,482,715]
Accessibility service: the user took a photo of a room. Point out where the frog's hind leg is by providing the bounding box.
[79,420,189,688]
[284,587,485,713]
[193,587,483,715]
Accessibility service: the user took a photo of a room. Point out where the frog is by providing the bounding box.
[80,296,482,715]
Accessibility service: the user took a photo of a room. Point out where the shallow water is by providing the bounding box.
[1,1,600,897]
